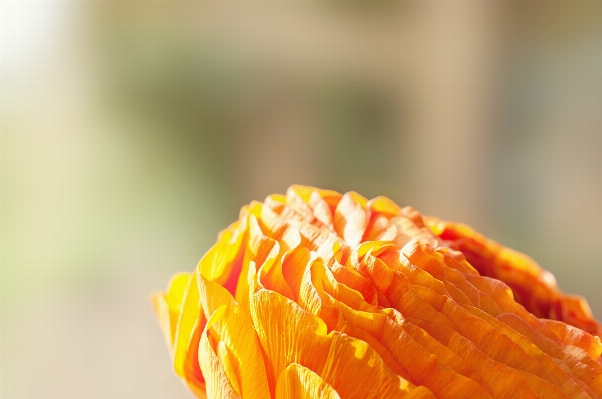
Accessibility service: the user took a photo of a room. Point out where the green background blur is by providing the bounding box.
[2,2,601,398]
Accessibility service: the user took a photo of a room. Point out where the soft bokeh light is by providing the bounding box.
[2,2,601,398]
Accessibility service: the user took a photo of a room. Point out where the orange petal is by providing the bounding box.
[310,261,493,398]
[428,218,602,336]
[288,185,343,215]
[257,244,295,301]
[309,191,336,228]
[281,246,314,302]
[250,289,435,399]
[275,363,341,399]
[545,320,602,362]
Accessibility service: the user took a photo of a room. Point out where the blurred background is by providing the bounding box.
[2,1,601,398]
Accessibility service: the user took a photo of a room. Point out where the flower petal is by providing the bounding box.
[250,288,435,398]
[275,363,341,399]
[198,306,241,399]
[198,217,247,296]
[311,259,494,398]
[172,272,206,395]
[334,192,369,249]
[151,272,191,349]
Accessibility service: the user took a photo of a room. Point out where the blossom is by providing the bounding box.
[152,185,602,399]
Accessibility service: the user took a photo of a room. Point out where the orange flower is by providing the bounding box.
[152,185,602,399]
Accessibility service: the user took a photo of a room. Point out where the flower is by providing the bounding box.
[152,185,602,399]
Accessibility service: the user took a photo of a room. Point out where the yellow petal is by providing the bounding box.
[198,307,241,399]
[172,272,206,394]
[258,246,295,301]
[367,196,402,217]
[288,185,333,202]
[197,274,271,399]
[198,216,247,295]
[275,363,341,399]
[151,272,191,349]
[249,288,435,399]
[235,214,277,313]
